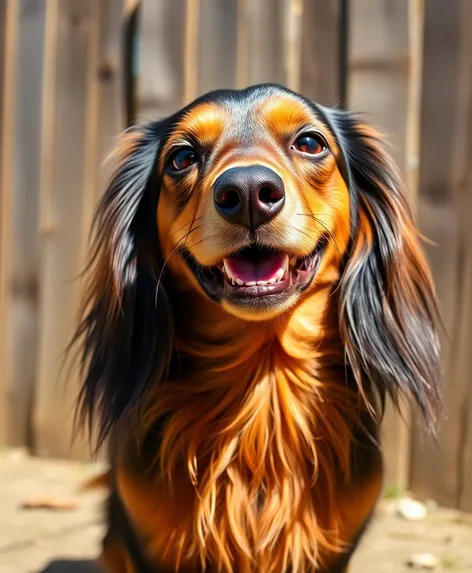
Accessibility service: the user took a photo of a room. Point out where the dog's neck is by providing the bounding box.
[172,279,343,364]
[152,281,356,450]
[144,282,360,483]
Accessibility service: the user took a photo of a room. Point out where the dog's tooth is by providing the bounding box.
[236,278,244,286]
[267,277,277,284]
[257,280,268,285]
[275,268,285,282]
[283,254,289,271]
[223,259,232,280]
[245,281,257,286]
[231,279,236,285]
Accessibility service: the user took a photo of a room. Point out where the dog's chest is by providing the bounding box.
[116,436,382,573]
[116,363,369,572]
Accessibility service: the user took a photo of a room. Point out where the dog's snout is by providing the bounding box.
[213,166,285,230]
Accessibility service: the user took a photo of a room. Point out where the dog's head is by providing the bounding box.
[156,87,350,320]
[74,84,442,443]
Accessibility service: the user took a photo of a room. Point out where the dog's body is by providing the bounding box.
[73,85,441,572]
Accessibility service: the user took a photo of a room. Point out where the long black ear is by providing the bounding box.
[319,107,442,430]
[71,121,174,446]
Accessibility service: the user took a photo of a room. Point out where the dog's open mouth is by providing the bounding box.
[182,240,327,301]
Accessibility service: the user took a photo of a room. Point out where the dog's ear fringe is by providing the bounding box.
[323,109,443,431]
[68,121,174,449]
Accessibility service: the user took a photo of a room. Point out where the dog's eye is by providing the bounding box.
[292,133,326,155]
[168,148,198,172]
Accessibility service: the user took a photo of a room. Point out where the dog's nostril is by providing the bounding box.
[215,188,240,210]
[258,186,283,204]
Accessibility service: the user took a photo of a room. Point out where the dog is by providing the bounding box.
[72,84,442,572]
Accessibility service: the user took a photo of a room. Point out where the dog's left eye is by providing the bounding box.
[168,148,198,172]
[292,133,326,155]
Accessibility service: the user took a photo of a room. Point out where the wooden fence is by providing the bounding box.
[1,0,471,511]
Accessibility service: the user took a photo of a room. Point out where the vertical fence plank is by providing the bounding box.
[96,0,127,192]
[247,0,286,86]
[338,0,348,107]
[348,0,409,172]
[375,0,426,493]
[9,0,47,447]
[197,0,238,94]
[405,0,425,216]
[0,0,8,445]
[32,0,127,458]
[456,0,472,512]
[0,0,19,445]
[300,0,340,106]
[379,0,425,492]
[284,0,303,91]
[183,0,199,104]
[138,0,186,119]
[34,0,101,459]
[235,0,249,88]
[123,0,140,125]
[409,0,464,507]
[81,0,101,254]
[456,213,472,511]
[348,0,412,491]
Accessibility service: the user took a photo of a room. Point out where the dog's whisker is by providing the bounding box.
[182,234,220,252]
[155,225,203,304]
[167,215,205,238]
[288,226,313,242]
[296,212,341,256]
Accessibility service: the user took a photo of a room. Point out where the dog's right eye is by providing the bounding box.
[168,148,198,172]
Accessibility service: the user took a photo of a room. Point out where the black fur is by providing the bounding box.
[319,108,442,428]
[72,121,175,445]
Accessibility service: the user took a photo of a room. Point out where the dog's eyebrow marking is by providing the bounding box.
[258,95,311,129]
[257,96,322,138]
[256,96,337,150]
[172,102,226,148]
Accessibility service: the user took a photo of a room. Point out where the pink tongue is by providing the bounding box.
[224,253,286,283]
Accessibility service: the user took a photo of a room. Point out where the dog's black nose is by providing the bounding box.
[213,166,285,230]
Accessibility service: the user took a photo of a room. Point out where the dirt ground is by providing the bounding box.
[1,449,471,573]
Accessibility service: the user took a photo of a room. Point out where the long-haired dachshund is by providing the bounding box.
[73,84,442,572]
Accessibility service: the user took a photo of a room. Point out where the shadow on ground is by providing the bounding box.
[39,561,104,573]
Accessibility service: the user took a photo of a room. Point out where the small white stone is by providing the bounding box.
[406,552,440,570]
[396,498,428,521]
[8,447,29,462]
